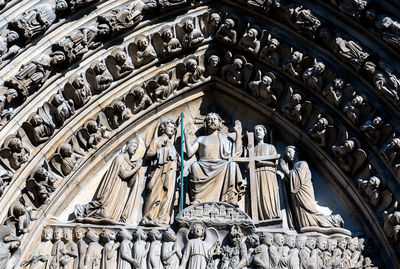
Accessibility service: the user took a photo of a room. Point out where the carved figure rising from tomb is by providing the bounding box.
[63,74,92,108]
[85,229,103,269]
[179,223,221,269]
[146,72,177,102]
[147,229,163,269]
[0,225,21,269]
[74,226,87,269]
[291,6,321,37]
[10,0,68,40]
[133,228,149,269]
[252,124,281,219]
[161,228,182,269]
[238,26,262,55]
[283,51,303,79]
[331,35,369,71]
[59,228,78,268]
[105,100,132,129]
[184,112,246,205]
[5,52,65,100]
[260,36,280,66]
[0,167,13,197]
[23,113,56,144]
[332,139,369,177]
[0,30,19,63]
[74,137,143,223]
[381,137,400,166]
[360,116,394,145]
[322,78,345,106]
[282,235,299,268]
[180,17,204,48]
[101,229,119,269]
[249,233,269,268]
[158,26,182,58]
[142,119,178,226]
[86,60,113,93]
[303,61,325,91]
[181,56,205,87]
[26,163,56,205]
[221,226,247,269]
[51,93,75,124]
[117,229,139,268]
[6,196,34,234]
[20,226,53,269]
[132,36,157,67]
[216,18,237,45]
[245,233,260,267]
[107,48,134,80]
[248,71,277,105]
[0,88,18,120]
[279,145,344,230]
[0,136,30,170]
[50,142,81,176]
[268,233,285,268]
[129,86,152,114]
[222,53,253,87]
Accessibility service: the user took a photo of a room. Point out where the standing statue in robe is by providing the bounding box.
[141,119,179,226]
[279,145,344,230]
[74,137,144,224]
[184,112,246,206]
[252,125,281,219]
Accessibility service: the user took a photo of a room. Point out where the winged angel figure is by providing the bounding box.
[178,223,222,269]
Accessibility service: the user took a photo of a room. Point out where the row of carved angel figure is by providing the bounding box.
[16,224,375,269]
[1,3,399,133]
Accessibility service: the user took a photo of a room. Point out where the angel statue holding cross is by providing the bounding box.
[184,112,246,206]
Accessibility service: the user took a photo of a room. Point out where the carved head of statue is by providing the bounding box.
[59,143,73,158]
[125,139,139,156]
[161,27,174,41]
[34,165,49,181]
[4,88,18,103]
[93,61,106,74]
[314,62,325,74]
[295,235,306,249]
[268,38,280,51]
[87,229,100,242]
[390,211,400,225]
[337,238,348,250]
[137,37,149,51]
[115,49,127,64]
[348,237,358,251]
[31,114,44,127]
[261,75,273,86]
[50,51,66,65]
[158,73,170,86]
[8,137,23,152]
[73,226,85,240]
[363,61,376,76]
[352,95,364,106]
[183,18,195,32]
[245,233,259,248]
[284,145,297,163]
[204,112,222,133]
[6,31,19,43]
[114,101,127,113]
[190,222,206,239]
[208,55,220,67]
[72,75,86,89]
[63,228,73,243]
[247,28,258,40]
[134,227,147,241]
[52,94,66,106]
[232,58,243,70]
[358,238,365,251]
[305,237,316,249]
[55,0,68,11]
[316,117,328,130]
[369,176,381,188]
[254,124,267,142]
[291,93,302,105]
[159,119,176,138]
[54,227,64,241]
[42,227,53,241]
[101,229,116,242]
[327,238,337,252]
[317,237,327,251]
[148,229,162,241]
[87,120,99,134]
[97,24,111,36]
[185,58,199,73]
[163,228,177,242]
[285,235,296,248]
[291,51,303,64]
[274,233,284,247]
[209,13,221,27]
[333,78,344,90]
[223,19,235,31]
[260,233,273,246]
